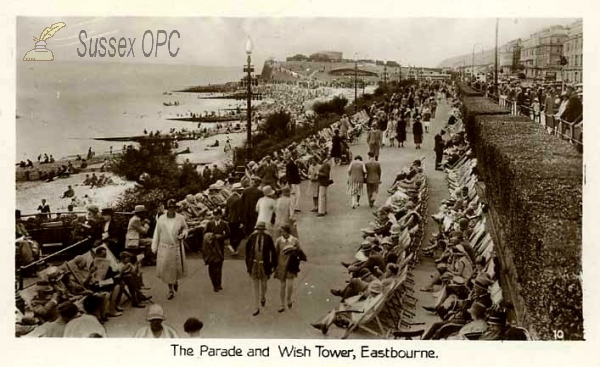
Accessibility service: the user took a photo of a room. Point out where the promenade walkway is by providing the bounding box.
[105,102,452,338]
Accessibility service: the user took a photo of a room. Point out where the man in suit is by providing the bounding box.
[224,183,244,255]
[100,207,121,254]
[257,156,279,189]
[203,209,230,292]
[317,155,332,217]
[365,152,382,208]
[434,129,446,171]
[366,122,382,161]
[240,177,264,233]
[286,153,302,213]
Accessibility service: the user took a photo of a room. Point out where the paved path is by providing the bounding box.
[106,101,452,338]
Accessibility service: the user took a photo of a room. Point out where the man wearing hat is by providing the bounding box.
[126,204,154,265]
[28,280,60,323]
[203,209,231,292]
[99,207,120,251]
[245,222,277,316]
[346,244,385,278]
[239,176,263,233]
[434,129,446,171]
[133,303,179,338]
[286,153,302,213]
[365,151,382,208]
[152,199,188,300]
[330,268,377,300]
[452,301,489,339]
[257,155,279,189]
[225,183,244,254]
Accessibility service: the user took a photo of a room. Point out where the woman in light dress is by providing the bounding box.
[274,225,306,312]
[152,199,188,300]
[347,155,366,209]
[307,157,321,212]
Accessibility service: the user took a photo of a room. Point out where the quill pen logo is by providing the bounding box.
[23,22,66,61]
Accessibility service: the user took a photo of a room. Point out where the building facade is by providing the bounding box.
[499,38,522,75]
[520,25,569,82]
[563,19,583,84]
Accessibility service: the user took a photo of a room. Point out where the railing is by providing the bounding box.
[470,85,582,151]
[17,236,92,290]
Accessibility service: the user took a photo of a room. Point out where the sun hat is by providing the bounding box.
[360,241,373,251]
[134,205,146,213]
[208,184,219,191]
[35,280,54,293]
[361,228,375,236]
[255,222,267,230]
[380,237,394,246]
[262,185,275,197]
[87,205,99,214]
[166,199,178,208]
[231,183,244,191]
[146,304,165,321]
[486,308,507,326]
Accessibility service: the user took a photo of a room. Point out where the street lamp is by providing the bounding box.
[472,44,484,82]
[354,53,358,113]
[494,18,499,95]
[244,37,253,161]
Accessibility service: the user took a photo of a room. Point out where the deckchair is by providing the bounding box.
[340,265,411,339]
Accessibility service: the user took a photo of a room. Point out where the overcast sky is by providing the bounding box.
[18,17,578,67]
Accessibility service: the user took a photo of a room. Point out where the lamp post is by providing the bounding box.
[472,44,484,82]
[354,53,358,113]
[494,18,499,95]
[244,37,253,161]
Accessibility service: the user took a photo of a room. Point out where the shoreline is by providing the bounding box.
[16,84,361,215]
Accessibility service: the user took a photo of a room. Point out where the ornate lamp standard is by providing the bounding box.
[354,53,358,113]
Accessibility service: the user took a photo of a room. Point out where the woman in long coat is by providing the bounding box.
[330,129,342,165]
[274,225,306,312]
[152,199,188,300]
[412,116,424,150]
[396,110,407,147]
[347,155,366,208]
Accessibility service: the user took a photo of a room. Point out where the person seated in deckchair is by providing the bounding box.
[312,280,386,335]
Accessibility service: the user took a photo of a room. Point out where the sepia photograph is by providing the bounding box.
[13,16,583,341]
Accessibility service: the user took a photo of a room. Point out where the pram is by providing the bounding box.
[340,139,352,165]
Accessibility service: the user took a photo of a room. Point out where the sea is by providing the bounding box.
[16,61,249,161]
